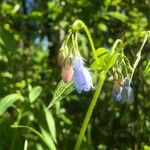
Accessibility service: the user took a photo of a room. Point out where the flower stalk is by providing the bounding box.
[74,73,105,150]
[58,20,150,150]
[131,31,150,79]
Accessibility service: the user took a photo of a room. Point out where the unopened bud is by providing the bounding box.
[113,81,122,93]
[61,64,73,83]
[58,51,66,66]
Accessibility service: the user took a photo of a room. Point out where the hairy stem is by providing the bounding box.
[72,20,98,62]
[131,31,150,79]
[74,74,106,150]
[72,20,123,150]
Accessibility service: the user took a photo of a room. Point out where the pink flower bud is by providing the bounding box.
[61,64,73,83]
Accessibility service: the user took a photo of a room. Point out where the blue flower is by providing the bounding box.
[72,57,93,93]
[72,56,84,69]
[121,78,134,103]
[112,80,122,102]
[112,77,134,103]
[112,91,122,101]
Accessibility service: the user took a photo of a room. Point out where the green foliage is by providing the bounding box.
[107,11,128,22]
[43,105,57,144]
[0,93,22,115]
[91,47,111,70]
[0,26,17,51]
[47,80,75,109]
[29,86,42,103]
[0,0,150,150]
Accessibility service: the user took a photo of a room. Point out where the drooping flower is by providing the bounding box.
[112,91,122,101]
[72,56,93,93]
[61,63,73,83]
[112,76,134,103]
[121,78,134,103]
[112,81,122,101]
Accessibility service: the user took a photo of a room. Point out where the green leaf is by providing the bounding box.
[40,127,56,150]
[108,11,128,22]
[91,47,111,70]
[43,105,57,143]
[105,52,118,71]
[29,86,42,103]
[144,145,150,150]
[23,139,28,150]
[143,61,150,74]
[95,47,110,56]
[91,46,119,72]
[0,27,17,51]
[0,93,21,115]
[60,114,72,125]
[11,125,51,149]
[34,104,56,150]
[36,144,44,150]
[47,80,75,109]
[97,23,108,32]
[27,11,43,20]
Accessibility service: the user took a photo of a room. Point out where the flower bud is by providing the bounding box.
[61,64,73,83]
[58,51,66,66]
[112,73,123,102]
[112,81,122,101]
[113,81,122,94]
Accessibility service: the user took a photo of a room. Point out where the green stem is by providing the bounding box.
[131,31,150,79]
[122,59,129,77]
[112,39,123,53]
[75,32,79,50]
[72,20,98,62]
[74,38,123,150]
[72,34,78,54]
[82,24,97,61]
[74,74,106,150]
[11,125,51,149]
[10,104,24,150]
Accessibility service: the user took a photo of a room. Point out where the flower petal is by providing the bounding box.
[112,91,122,101]
[73,66,93,93]
[72,56,84,70]
[72,56,93,93]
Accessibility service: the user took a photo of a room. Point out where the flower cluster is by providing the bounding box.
[59,50,93,93]
[112,75,134,103]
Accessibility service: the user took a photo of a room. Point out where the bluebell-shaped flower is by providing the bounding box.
[72,56,93,93]
[112,91,122,101]
[112,81,122,102]
[121,78,134,103]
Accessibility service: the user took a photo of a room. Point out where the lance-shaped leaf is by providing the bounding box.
[0,93,22,115]
[47,80,75,109]
[29,86,42,103]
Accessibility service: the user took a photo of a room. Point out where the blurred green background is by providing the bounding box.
[0,0,150,149]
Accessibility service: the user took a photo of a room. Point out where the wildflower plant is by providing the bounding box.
[47,20,150,150]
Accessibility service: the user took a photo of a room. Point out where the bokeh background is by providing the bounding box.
[0,0,150,149]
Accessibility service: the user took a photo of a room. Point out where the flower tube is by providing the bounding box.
[72,56,93,93]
